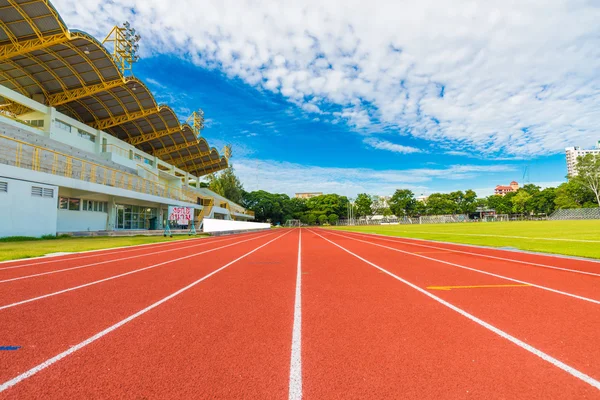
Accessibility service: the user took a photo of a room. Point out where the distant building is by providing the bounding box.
[295,192,323,199]
[494,181,519,196]
[415,194,429,203]
[566,141,600,176]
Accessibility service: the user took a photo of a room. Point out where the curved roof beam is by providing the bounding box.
[0,0,70,60]
[188,159,228,177]
[47,77,133,106]
[90,105,167,130]
[151,141,215,158]
[166,150,221,168]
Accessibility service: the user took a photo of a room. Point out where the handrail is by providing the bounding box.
[0,133,198,204]
[0,133,255,217]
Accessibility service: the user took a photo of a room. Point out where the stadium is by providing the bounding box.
[0,0,258,237]
[0,1,599,399]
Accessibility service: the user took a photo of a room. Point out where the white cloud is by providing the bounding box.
[231,158,516,197]
[54,0,600,157]
[364,137,422,154]
[144,77,166,89]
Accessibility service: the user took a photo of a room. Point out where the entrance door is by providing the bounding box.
[115,205,125,229]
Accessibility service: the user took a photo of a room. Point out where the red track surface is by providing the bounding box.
[1,228,599,399]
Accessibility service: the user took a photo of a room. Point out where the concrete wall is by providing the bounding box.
[57,209,108,232]
[202,218,270,233]
[0,176,58,238]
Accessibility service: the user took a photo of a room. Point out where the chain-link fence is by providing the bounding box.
[336,214,472,226]
[549,208,600,220]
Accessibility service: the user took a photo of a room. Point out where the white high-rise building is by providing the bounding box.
[565,141,600,176]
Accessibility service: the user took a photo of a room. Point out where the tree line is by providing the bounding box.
[203,154,600,224]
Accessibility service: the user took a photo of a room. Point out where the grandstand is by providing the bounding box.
[0,0,254,237]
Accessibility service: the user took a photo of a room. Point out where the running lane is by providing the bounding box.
[335,229,600,275]
[326,229,600,301]
[0,231,263,278]
[302,229,598,399]
[0,231,284,386]
[0,231,274,306]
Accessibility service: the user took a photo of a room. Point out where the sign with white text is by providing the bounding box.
[168,206,192,225]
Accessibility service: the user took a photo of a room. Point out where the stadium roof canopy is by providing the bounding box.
[0,0,228,177]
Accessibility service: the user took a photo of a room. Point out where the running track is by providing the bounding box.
[0,228,599,399]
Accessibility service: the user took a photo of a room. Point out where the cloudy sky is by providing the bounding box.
[55,0,600,197]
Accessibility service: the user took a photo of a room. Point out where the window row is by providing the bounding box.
[58,197,108,212]
[55,120,96,143]
[83,200,109,212]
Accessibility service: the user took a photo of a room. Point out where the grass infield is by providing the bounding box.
[0,235,207,262]
[330,220,600,259]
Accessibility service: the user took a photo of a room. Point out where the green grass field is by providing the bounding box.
[331,220,600,259]
[0,235,207,262]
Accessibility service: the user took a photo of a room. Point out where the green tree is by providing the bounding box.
[573,154,600,207]
[307,213,318,225]
[458,189,478,214]
[370,195,386,215]
[531,187,556,215]
[521,184,541,195]
[389,189,416,217]
[486,193,513,214]
[413,201,427,215]
[328,214,339,224]
[206,165,244,204]
[355,193,373,217]
[511,190,532,214]
[425,193,456,215]
[318,214,328,225]
[242,190,290,224]
[554,180,596,209]
[305,194,350,217]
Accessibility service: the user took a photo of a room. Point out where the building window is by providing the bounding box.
[68,198,80,211]
[58,197,81,210]
[0,181,7,193]
[24,119,44,127]
[59,197,68,209]
[77,129,96,143]
[82,200,108,213]
[55,120,72,132]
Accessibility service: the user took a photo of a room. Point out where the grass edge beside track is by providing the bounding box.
[329,220,600,259]
[0,235,208,262]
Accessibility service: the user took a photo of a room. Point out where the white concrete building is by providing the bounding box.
[0,1,254,238]
[566,141,600,176]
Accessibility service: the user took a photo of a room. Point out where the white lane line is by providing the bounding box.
[0,233,249,284]
[289,228,302,400]
[309,229,600,391]
[335,230,600,278]
[0,230,291,394]
[0,230,262,271]
[322,230,600,305]
[0,232,276,311]
[362,230,600,243]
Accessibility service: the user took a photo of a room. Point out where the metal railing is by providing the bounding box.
[0,133,199,204]
[549,208,600,220]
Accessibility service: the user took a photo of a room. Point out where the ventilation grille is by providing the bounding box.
[31,187,54,198]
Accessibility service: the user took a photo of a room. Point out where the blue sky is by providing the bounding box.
[55,0,600,197]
